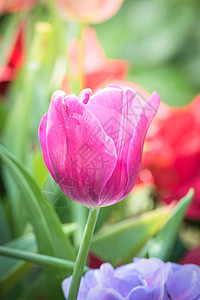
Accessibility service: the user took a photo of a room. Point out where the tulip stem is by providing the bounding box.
[67,206,100,300]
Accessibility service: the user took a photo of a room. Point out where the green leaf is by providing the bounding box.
[0,235,35,297]
[16,273,50,300]
[70,201,87,247]
[90,205,173,266]
[0,245,89,279]
[0,223,77,297]
[95,205,113,233]
[0,144,75,299]
[147,189,194,261]
[0,200,11,244]
[2,169,27,237]
[32,150,49,188]
[0,101,7,133]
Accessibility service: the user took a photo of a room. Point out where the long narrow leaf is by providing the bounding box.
[0,144,75,299]
[147,189,194,260]
[0,223,77,297]
[0,246,89,274]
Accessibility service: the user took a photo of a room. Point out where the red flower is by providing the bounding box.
[62,27,128,92]
[88,252,105,269]
[140,95,200,221]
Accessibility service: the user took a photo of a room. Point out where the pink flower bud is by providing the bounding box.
[39,86,160,207]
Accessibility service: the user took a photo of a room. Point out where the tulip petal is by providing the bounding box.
[87,286,124,300]
[123,91,160,198]
[128,286,161,300]
[38,113,56,180]
[87,87,159,206]
[87,87,136,204]
[45,90,117,206]
[166,267,200,300]
[87,87,133,157]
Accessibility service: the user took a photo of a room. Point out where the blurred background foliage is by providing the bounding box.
[95,0,200,106]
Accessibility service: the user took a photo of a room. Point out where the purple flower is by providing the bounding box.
[62,258,200,300]
[39,85,159,207]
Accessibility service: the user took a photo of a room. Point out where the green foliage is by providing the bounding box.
[0,223,77,297]
[0,235,35,298]
[146,189,194,261]
[91,205,173,266]
[0,145,75,299]
[95,0,200,106]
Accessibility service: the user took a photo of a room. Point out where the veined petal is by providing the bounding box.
[124,91,160,197]
[87,286,124,300]
[38,113,56,181]
[87,87,137,205]
[87,87,160,206]
[166,267,200,300]
[87,87,128,156]
[45,90,117,206]
[78,88,92,104]
[128,286,161,300]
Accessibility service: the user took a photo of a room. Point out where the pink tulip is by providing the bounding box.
[39,86,160,207]
[54,0,124,24]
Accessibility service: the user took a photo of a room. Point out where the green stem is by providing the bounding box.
[68,207,100,300]
[46,0,69,70]
[69,22,85,95]
[0,246,89,273]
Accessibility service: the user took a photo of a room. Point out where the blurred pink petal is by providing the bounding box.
[54,0,124,24]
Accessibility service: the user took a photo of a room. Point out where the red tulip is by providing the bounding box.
[141,95,200,221]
